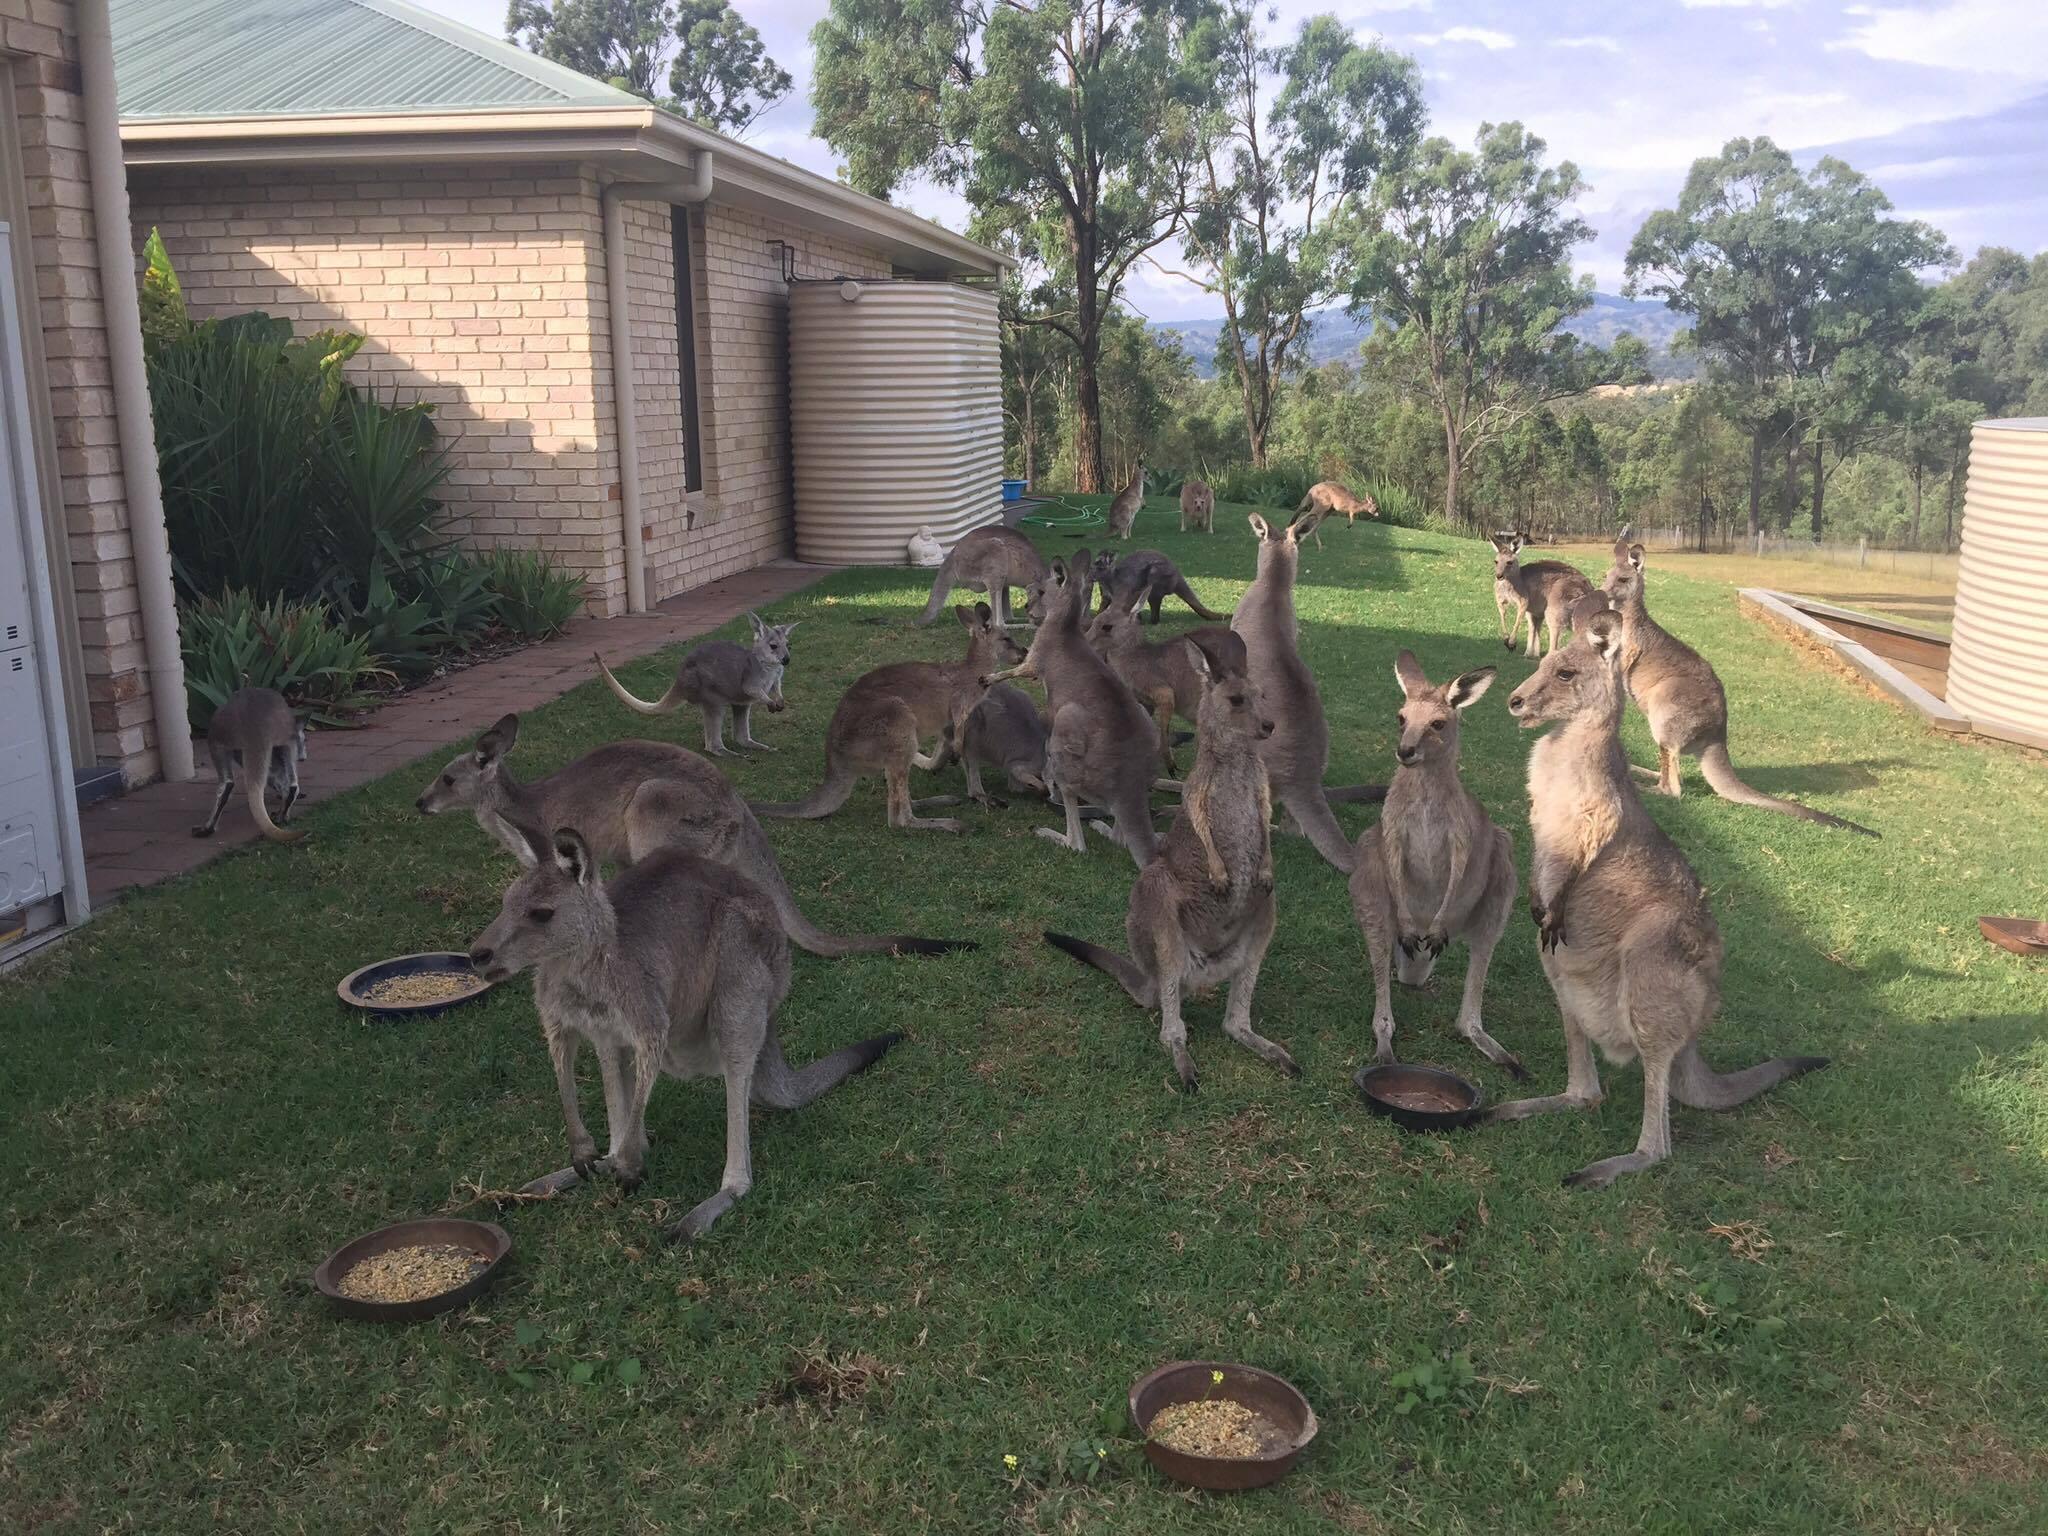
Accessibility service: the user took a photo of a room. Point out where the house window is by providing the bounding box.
[670,205,705,494]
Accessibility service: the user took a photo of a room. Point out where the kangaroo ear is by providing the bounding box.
[1183,638,1212,682]
[1447,666,1497,710]
[746,610,766,635]
[1628,543,1646,570]
[1248,512,1271,540]
[1287,509,1323,543]
[475,712,519,766]
[552,827,594,886]
[503,811,548,869]
[1186,627,1246,681]
[1585,610,1623,658]
[973,600,993,625]
[1393,648,1429,697]
[953,604,976,628]
[779,621,799,637]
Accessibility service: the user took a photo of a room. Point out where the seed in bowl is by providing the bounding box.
[360,971,482,1007]
[337,1243,488,1303]
[1147,1398,1283,1459]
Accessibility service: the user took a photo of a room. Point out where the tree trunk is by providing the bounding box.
[1072,333,1105,494]
[1441,411,1462,528]
[1747,428,1764,538]
[1023,392,1037,489]
[1909,460,1922,549]
[1945,447,1964,548]
[1780,438,1799,532]
[1809,436,1825,542]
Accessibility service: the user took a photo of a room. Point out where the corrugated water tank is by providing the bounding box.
[1948,418,2048,751]
[789,278,1003,564]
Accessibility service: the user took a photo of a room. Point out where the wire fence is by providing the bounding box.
[1624,526,1961,585]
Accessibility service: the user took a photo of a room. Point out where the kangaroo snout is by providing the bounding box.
[1396,744,1419,764]
[1259,718,1276,738]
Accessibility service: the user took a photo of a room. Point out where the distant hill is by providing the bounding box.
[1149,294,1695,380]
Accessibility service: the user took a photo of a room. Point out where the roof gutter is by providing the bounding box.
[80,0,193,784]
[602,153,713,614]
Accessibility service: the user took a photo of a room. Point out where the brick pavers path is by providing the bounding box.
[79,561,826,905]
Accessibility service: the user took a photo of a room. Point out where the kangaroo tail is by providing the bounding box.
[1043,931,1157,1008]
[1670,1042,1828,1111]
[752,1030,903,1110]
[1283,784,1359,873]
[1171,577,1226,621]
[246,773,304,844]
[1698,740,1877,837]
[748,756,859,820]
[1325,783,1389,806]
[913,550,960,627]
[594,652,685,715]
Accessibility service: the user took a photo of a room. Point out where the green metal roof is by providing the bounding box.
[112,0,644,121]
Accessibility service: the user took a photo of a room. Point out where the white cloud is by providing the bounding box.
[1831,0,2048,78]
[1411,26,1516,51]
[1551,36,1621,53]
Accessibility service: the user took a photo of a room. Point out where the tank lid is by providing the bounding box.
[1976,416,2048,433]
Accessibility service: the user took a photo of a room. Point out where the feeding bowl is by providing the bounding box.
[1353,1062,1484,1132]
[338,951,492,1017]
[1128,1360,1317,1491]
[1979,916,2048,957]
[312,1217,511,1323]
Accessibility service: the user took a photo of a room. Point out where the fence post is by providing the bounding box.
[1857,537,1867,568]
[1755,530,1764,559]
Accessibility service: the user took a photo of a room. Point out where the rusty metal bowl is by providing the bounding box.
[1353,1062,1484,1132]
[312,1217,511,1323]
[1979,916,2048,956]
[337,952,492,1017]
[1129,1360,1317,1491]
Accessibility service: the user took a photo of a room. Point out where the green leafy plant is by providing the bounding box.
[177,590,388,731]
[1389,1350,1478,1417]
[504,1319,644,1393]
[479,548,587,639]
[1212,459,1316,510]
[316,389,454,600]
[400,552,501,647]
[329,563,443,679]
[1671,1278,1793,1377]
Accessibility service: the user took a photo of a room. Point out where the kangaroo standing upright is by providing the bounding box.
[1231,511,1383,874]
[1600,544,1875,834]
[914,525,1049,629]
[1044,630,1299,1091]
[416,715,972,957]
[594,611,795,756]
[467,827,902,1240]
[1349,652,1522,1075]
[1179,479,1215,533]
[1491,611,1829,1187]
[1104,462,1146,540]
[1491,533,1595,658]
[191,687,307,843]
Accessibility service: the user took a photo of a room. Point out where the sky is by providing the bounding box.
[417,0,2048,321]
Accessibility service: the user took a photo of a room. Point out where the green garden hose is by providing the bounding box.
[1016,494,1106,530]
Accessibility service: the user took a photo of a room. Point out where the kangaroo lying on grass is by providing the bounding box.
[468,824,902,1240]
[1492,610,1828,1188]
[752,603,1020,834]
[1180,479,1214,533]
[1045,629,1299,1092]
[1090,549,1227,624]
[983,549,1164,867]
[915,525,1049,629]
[1086,596,1227,777]
[1231,510,1385,874]
[1350,652,1523,1076]
[1601,543,1876,836]
[1293,481,1377,548]
[1492,533,1595,658]
[192,687,308,843]
[594,611,795,756]
[417,714,970,957]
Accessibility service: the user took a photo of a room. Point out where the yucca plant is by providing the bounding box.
[479,548,586,639]
[178,590,389,731]
[315,389,453,600]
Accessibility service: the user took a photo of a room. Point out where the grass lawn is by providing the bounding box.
[5,502,2046,1534]
[1554,542,1959,636]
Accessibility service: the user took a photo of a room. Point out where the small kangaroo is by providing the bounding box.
[1104,461,1146,540]
[1045,630,1298,1091]
[981,548,1163,867]
[1231,511,1385,874]
[1491,533,1595,658]
[1090,549,1227,624]
[1293,481,1377,549]
[1602,544,1876,835]
[932,683,1050,810]
[416,715,971,957]
[1349,652,1522,1075]
[915,524,1049,628]
[751,603,1020,834]
[468,826,902,1240]
[191,686,308,843]
[1086,597,1225,777]
[1491,610,1828,1187]
[594,611,795,756]
[1179,479,1215,533]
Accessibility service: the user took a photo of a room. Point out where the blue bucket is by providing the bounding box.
[1002,478,1026,502]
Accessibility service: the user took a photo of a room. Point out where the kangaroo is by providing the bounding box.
[1179,479,1215,534]
[934,683,1050,810]
[467,826,902,1240]
[981,548,1162,867]
[1349,652,1522,1075]
[915,524,1049,629]
[191,686,308,843]
[1490,610,1829,1187]
[1293,481,1377,549]
[594,611,795,756]
[1231,511,1384,874]
[1104,461,1146,540]
[416,715,971,957]
[1086,597,1226,777]
[1491,533,1595,658]
[1091,549,1228,625]
[751,603,1020,834]
[1602,544,1876,835]
[1045,630,1298,1091]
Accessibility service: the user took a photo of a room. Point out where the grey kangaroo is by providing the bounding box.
[914,524,1049,628]
[1179,479,1215,533]
[1349,652,1522,1075]
[468,826,902,1240]
[594,611,795,756]
[751,602,1020,834]
[1491,610,1828,1188]
[1044,629,1300,1091]
[1492,532,1595,658]
[1090,549,1227,624]
[1086,596,1226,777]
[982,549,1162,868]
[1602,543,1876,835]
[191,686,307,843]
[934,684,1050,810]
[416,714,970,957]
[1104,462,1146,540]
[1292,481,1377,549]
[1231,510,1385,874]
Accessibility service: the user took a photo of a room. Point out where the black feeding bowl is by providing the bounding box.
[311,1217,511,1323]
[337,951,492,1017]
[1353,1062,1484,1131]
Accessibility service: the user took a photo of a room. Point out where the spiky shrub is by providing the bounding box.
[479,549,587,639]
[177,591,390,731]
